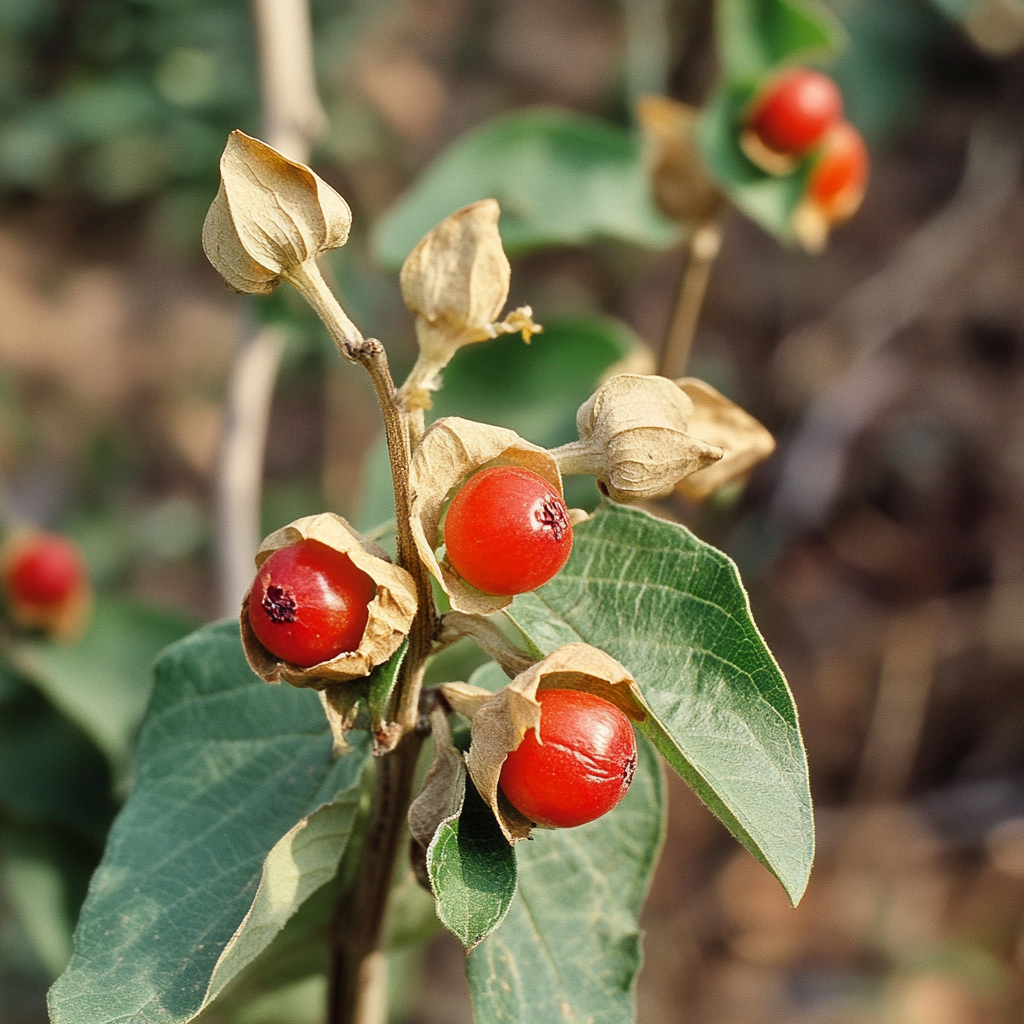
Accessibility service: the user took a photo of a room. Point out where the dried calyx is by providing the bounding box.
[241,512,417,688]
[203,130,352,295]
[398,200,540,411]
[408,416,585,616]
[438,644,647,842]
[549,374,775,502]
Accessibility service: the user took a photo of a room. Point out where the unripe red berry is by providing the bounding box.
[6,534,85,607]
[443,466,572,597]
[248,539,376,667]
[747,68,843,156]
[499,688,637,828]
[806,120,869,222]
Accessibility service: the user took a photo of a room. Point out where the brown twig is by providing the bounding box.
[659,220,721,379]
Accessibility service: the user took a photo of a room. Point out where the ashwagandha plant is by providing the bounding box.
[48,130,813,1024]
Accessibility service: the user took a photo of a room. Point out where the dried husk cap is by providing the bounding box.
[203,130,352,295]
[409,416,585,616]
[673,378,776,500]
[398,201,540,409]
[550,374,724,503]
[636,95,725,226]
[440,643,647,842]
[241,512,417,688]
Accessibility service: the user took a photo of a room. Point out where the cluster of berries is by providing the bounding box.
[744,67,868,231]
[248,465,634,830]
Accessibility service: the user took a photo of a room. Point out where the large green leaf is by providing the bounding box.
[372,108,678,268]
[507,504,813,904]
[716,0,844,84]
[16,598,195,782]
[428,782,517,951]
[466,735,664,1024]
[47,621,372,1024]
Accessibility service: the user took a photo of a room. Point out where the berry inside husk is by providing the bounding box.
[499,688,638,829]
[747,68,843,156]
[443,465,573,596]
[6,534,85,607]
[248,539,376,667]
[807,121,869,222]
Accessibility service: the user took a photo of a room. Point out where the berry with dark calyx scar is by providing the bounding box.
[248,538,377,667]
[747,67,843,157]
[499,688,638,828]
[443,465,572,596]
[806,120,869,224]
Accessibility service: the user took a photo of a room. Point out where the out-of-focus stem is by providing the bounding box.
[659,221,722,379]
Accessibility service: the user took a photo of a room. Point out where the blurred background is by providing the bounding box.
[2,0,1024,1021]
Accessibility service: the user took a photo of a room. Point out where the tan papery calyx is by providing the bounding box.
[673,378,776,500]
[440,643,647,842]
[398,201,540,410]
[240,513,417,688]
[408,417,585,616]
[550,374,724,502]
[202,131,352,295]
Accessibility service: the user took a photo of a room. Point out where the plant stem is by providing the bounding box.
[327,731,424,1024]
[659,220,722,379]
[289,258,439,1024]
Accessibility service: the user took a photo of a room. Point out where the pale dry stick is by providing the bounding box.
[214,0,328,617]
[659,220,722,379]
[852,603,942,803]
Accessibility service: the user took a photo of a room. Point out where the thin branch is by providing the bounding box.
[659,220,721,379]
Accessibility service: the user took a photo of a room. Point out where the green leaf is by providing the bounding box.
[696,85,809,242]
[372,109,678,268]
[0,671,114,842]
[16,598,195,782]
[716,0,845,84]
[47,621,372,1024]
[428,781,517,951]
[466,735,665,1024]
[368,639,407,736]
[508,504,813,904]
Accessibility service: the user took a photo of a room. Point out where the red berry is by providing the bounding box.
[6,534,85,607]
[747,68,843,156]
[499,689,637,828]
[806,120,869,222]
[443,466,572,596]
[248,539,376,667]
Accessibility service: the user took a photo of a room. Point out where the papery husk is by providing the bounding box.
[241,512,417,688]
[441,644,647,841]
[399,200,540,409]
[738,127,801,177]
[636,95,726,225]
[552,374,724,503]
[0,529,93,643]
[674,378,776,500]
[408,417,585,616]
[318,685,364,757]
[203,130,352,295]
[408,706,468,851]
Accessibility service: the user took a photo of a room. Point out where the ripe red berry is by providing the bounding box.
[248,539,376,667]
[6,534,85,607]
[499,688,638,828]
[747,68,843,156]
[443,466,572,596]
[806,120,869,222]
